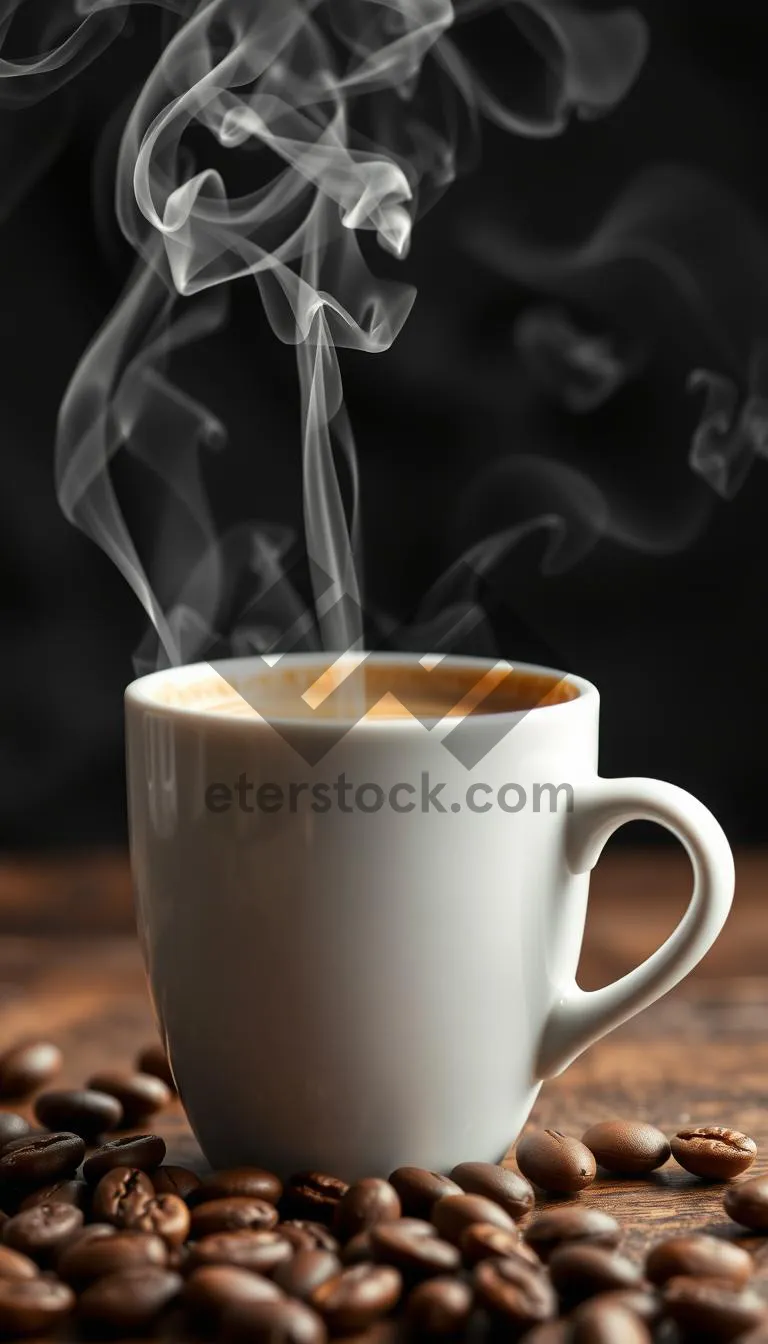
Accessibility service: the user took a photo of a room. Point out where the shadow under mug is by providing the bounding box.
[125,654,734,1179]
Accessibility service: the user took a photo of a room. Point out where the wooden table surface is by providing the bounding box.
[1,848,767,1292]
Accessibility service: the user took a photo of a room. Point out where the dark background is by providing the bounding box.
[0,1,764,850]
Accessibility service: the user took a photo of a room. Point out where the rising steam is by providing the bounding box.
[3,0,653,662]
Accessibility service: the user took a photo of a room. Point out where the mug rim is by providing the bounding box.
[125,653,597,731]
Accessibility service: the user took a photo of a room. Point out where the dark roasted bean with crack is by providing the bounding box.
[283,1172,349,1222]
[407,1276,474,1337]
[91,1166,155,1224]
[311,1263,402,1332]
[188,1229,293,1275]
[273,1249,342,1301]
[195,1167,282,1205]
[333,1179,402,1239]
[116,1192,191,1244]
[461,1222,538,1268]
[724,1175,768,1229]
[389,1169,463,1220]
[671,1127,757,1180]
[2,1203,83,1264]
[153,1165,202,1201]
[474,1255,556,1327]
[191,1196,279,1238]
[0,1276,74,1336]
[20,1179,90,1212]
[431,1194,515,1245]
[0,1132,85,1185]
[449,1162,535,1219]
[0,1043,62,1100]
[516,1130,597,1193]
[548,1245,643,1303]
[370,1220,460,1278]
[87,1071,171,1124]
[223,1296,327,1343]
[646,1233,753,1285]
[524,1208,622,1263]
[78,1265,182,1331]
[184,1264,283,1319]
[83,1134,166,1182]
[277,1221,340,1254]
[34,1088,123,1140]
[57,1230,168,1284]
[663,1275,766,1339]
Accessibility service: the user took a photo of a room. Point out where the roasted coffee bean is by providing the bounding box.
[87,1070,171,1124]
[284,1172,349,1222]
[671,1127,758,1180]
[79,1264,182,1331]
[388,1169,463,1220]
[273,1249,342,1301]
[91,1166,155,1224]
[474,1255,557,1327]
[525,1207,622,1262]
[646,1233,753,1285]
[519,1326,573,1344]
[196,1167,283,1206]
[449,1161,535,1220]
[277,1221,340,1254]
[83,1133,166,1181]
[583,1287,663,1325]
[0,1131,85,1185]
[19,1178,90,1212]
[2,1203,83,1263]
[0,1042,62,1100]
[53,1222,116,1263]
[312,1263,402,1333]
[406,1275,473,1337]
[342,1231,375,1264]
[191,1196,280,1238]
[188,1229,294,1275]
[460,1222,538,1268]
[333,1179,402,1239]
[223,1296,327,1343]
[136,1043,176,1091]
[724,1175,768,1229]
[548,1245,643,1303]
[117,1191,191,1244]
[663,1275,766,1340]
[581,1121,671,1175]
[431,1194,516,1246]
[516,1130,597,1193]
[184,1264,283,1318]
[58,1229,168,1284]
[0,1275,74,1336]
[34,1088,123,1140]
[0,1244,39,1280]
[153,1164,202,1201]
[572,1300,652,1343]
[0,1114,30,1150]
[370,1220,460,1278]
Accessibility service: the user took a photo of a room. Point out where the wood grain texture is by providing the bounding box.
[0,852,766,1295]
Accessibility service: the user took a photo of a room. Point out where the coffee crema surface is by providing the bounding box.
[156,662,578,722]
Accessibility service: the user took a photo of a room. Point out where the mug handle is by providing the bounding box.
[536,777,735,1079]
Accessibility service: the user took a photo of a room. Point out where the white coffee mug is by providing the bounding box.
[125,654,734,1179]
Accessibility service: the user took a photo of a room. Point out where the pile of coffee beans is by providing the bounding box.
[0,1041,766,1340]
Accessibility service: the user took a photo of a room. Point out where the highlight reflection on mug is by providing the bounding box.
[205,772,575,816]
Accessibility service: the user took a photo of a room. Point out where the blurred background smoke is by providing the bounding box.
[0,0,765,850]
